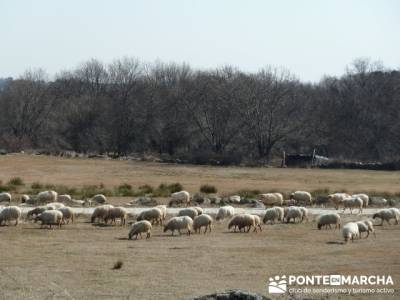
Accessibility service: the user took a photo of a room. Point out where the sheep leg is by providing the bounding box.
[204,227,207,234]
[146,232,151,239]
[15,219,18,226]
[258,224,262,232]
[209,224,212,233]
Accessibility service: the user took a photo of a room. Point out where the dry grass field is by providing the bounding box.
[0,154,400,299]
[0,215,399,300]
[1,154,400,195]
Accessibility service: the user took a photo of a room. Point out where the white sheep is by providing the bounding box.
[46,202,65,210]
[258,193,283,206]
[178,207,198,220]
[20,194,32,204]
[193,214,213,234]
[128,220,152,239]
[169,191,191,207]
[371,198,387,206]
[263,208,282,224]
[373,208,399,225]
[317,213,341,230]
[58,206,75,224]
[91,204,114,223]
[328,193,350,209]
[137,208,163,225]
[35,210,63,229]
[91,194,107,204]
[285,207,303,223]
[215,205,235,221]
[37,190,58,204]
[156,205,167,220]
[342,197,363,214]
[192,206,203,215]
[57,194,72,203]
[352,193,369,207]
[0,192,11,203]
[228,195,241,203]
[163,216,193,235]
[342,222,360,243]
[0,206,21,226]
[252,214,262,232]
[290,191,312,205]
[27,207,48,219]
[356,221,375,238]
[299,206,309,222]
[362,220,376,237]
[105,207,127,225]
[228,214,255,232]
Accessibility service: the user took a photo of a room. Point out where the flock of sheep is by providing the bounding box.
[0,190,399,244]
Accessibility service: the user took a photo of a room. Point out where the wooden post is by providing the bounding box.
[311,148,316,167]
[281,151,286,168]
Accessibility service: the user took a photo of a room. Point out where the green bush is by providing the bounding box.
[31,182,43,190]
[200,184,217,194]
[7,177,24,186]
[167,183,183,193]
[115,183,134,197]
[138,184,154,194]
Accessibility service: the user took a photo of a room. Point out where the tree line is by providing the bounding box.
[0,57,399,165]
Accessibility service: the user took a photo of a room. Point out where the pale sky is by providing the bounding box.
[1,0,399,82]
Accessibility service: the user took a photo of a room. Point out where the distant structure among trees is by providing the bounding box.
[0,57,399,165]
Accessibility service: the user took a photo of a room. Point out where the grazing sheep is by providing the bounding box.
[193,214,213,234]
[91,204,114,223]
[373,209,398,225]
[156,205,167,220]
[342,197,363,214]
[105,207,127,225]
[37,190,58,204]
[169,191,191,207]
[46,202,65,210]
[128,220,152,239]
[58,207,75,224]
[299,207,309,222]
[35,210,63,229]
[228,214,255,232]
[328,193,350,209]
[27,207,48,219]
[285,207,303,223]
[263,208,282,224]
[57,194,72,203]
[317,213,341,230]
[0,206,21,226]
[163,216,193,235]
[370,198,387,206]
[137,208,163,225]
[215,206,235,221]
[258,193,283,206]
[91,194,107,204]
[0,192,11,203]
[342,222,360,243]
[20,194,32,204]
[356,221,375,238]
[228,195,241,203]
[362,220,376,237]
[66,199,85,206]
[283,199,297,206]
[314,196,330,207]
[178,207,198,220]
[252,214,262,232]
[352,193,369,207]
[290,191,312,205]
[192,206,203,215]
[273,207,285,222]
